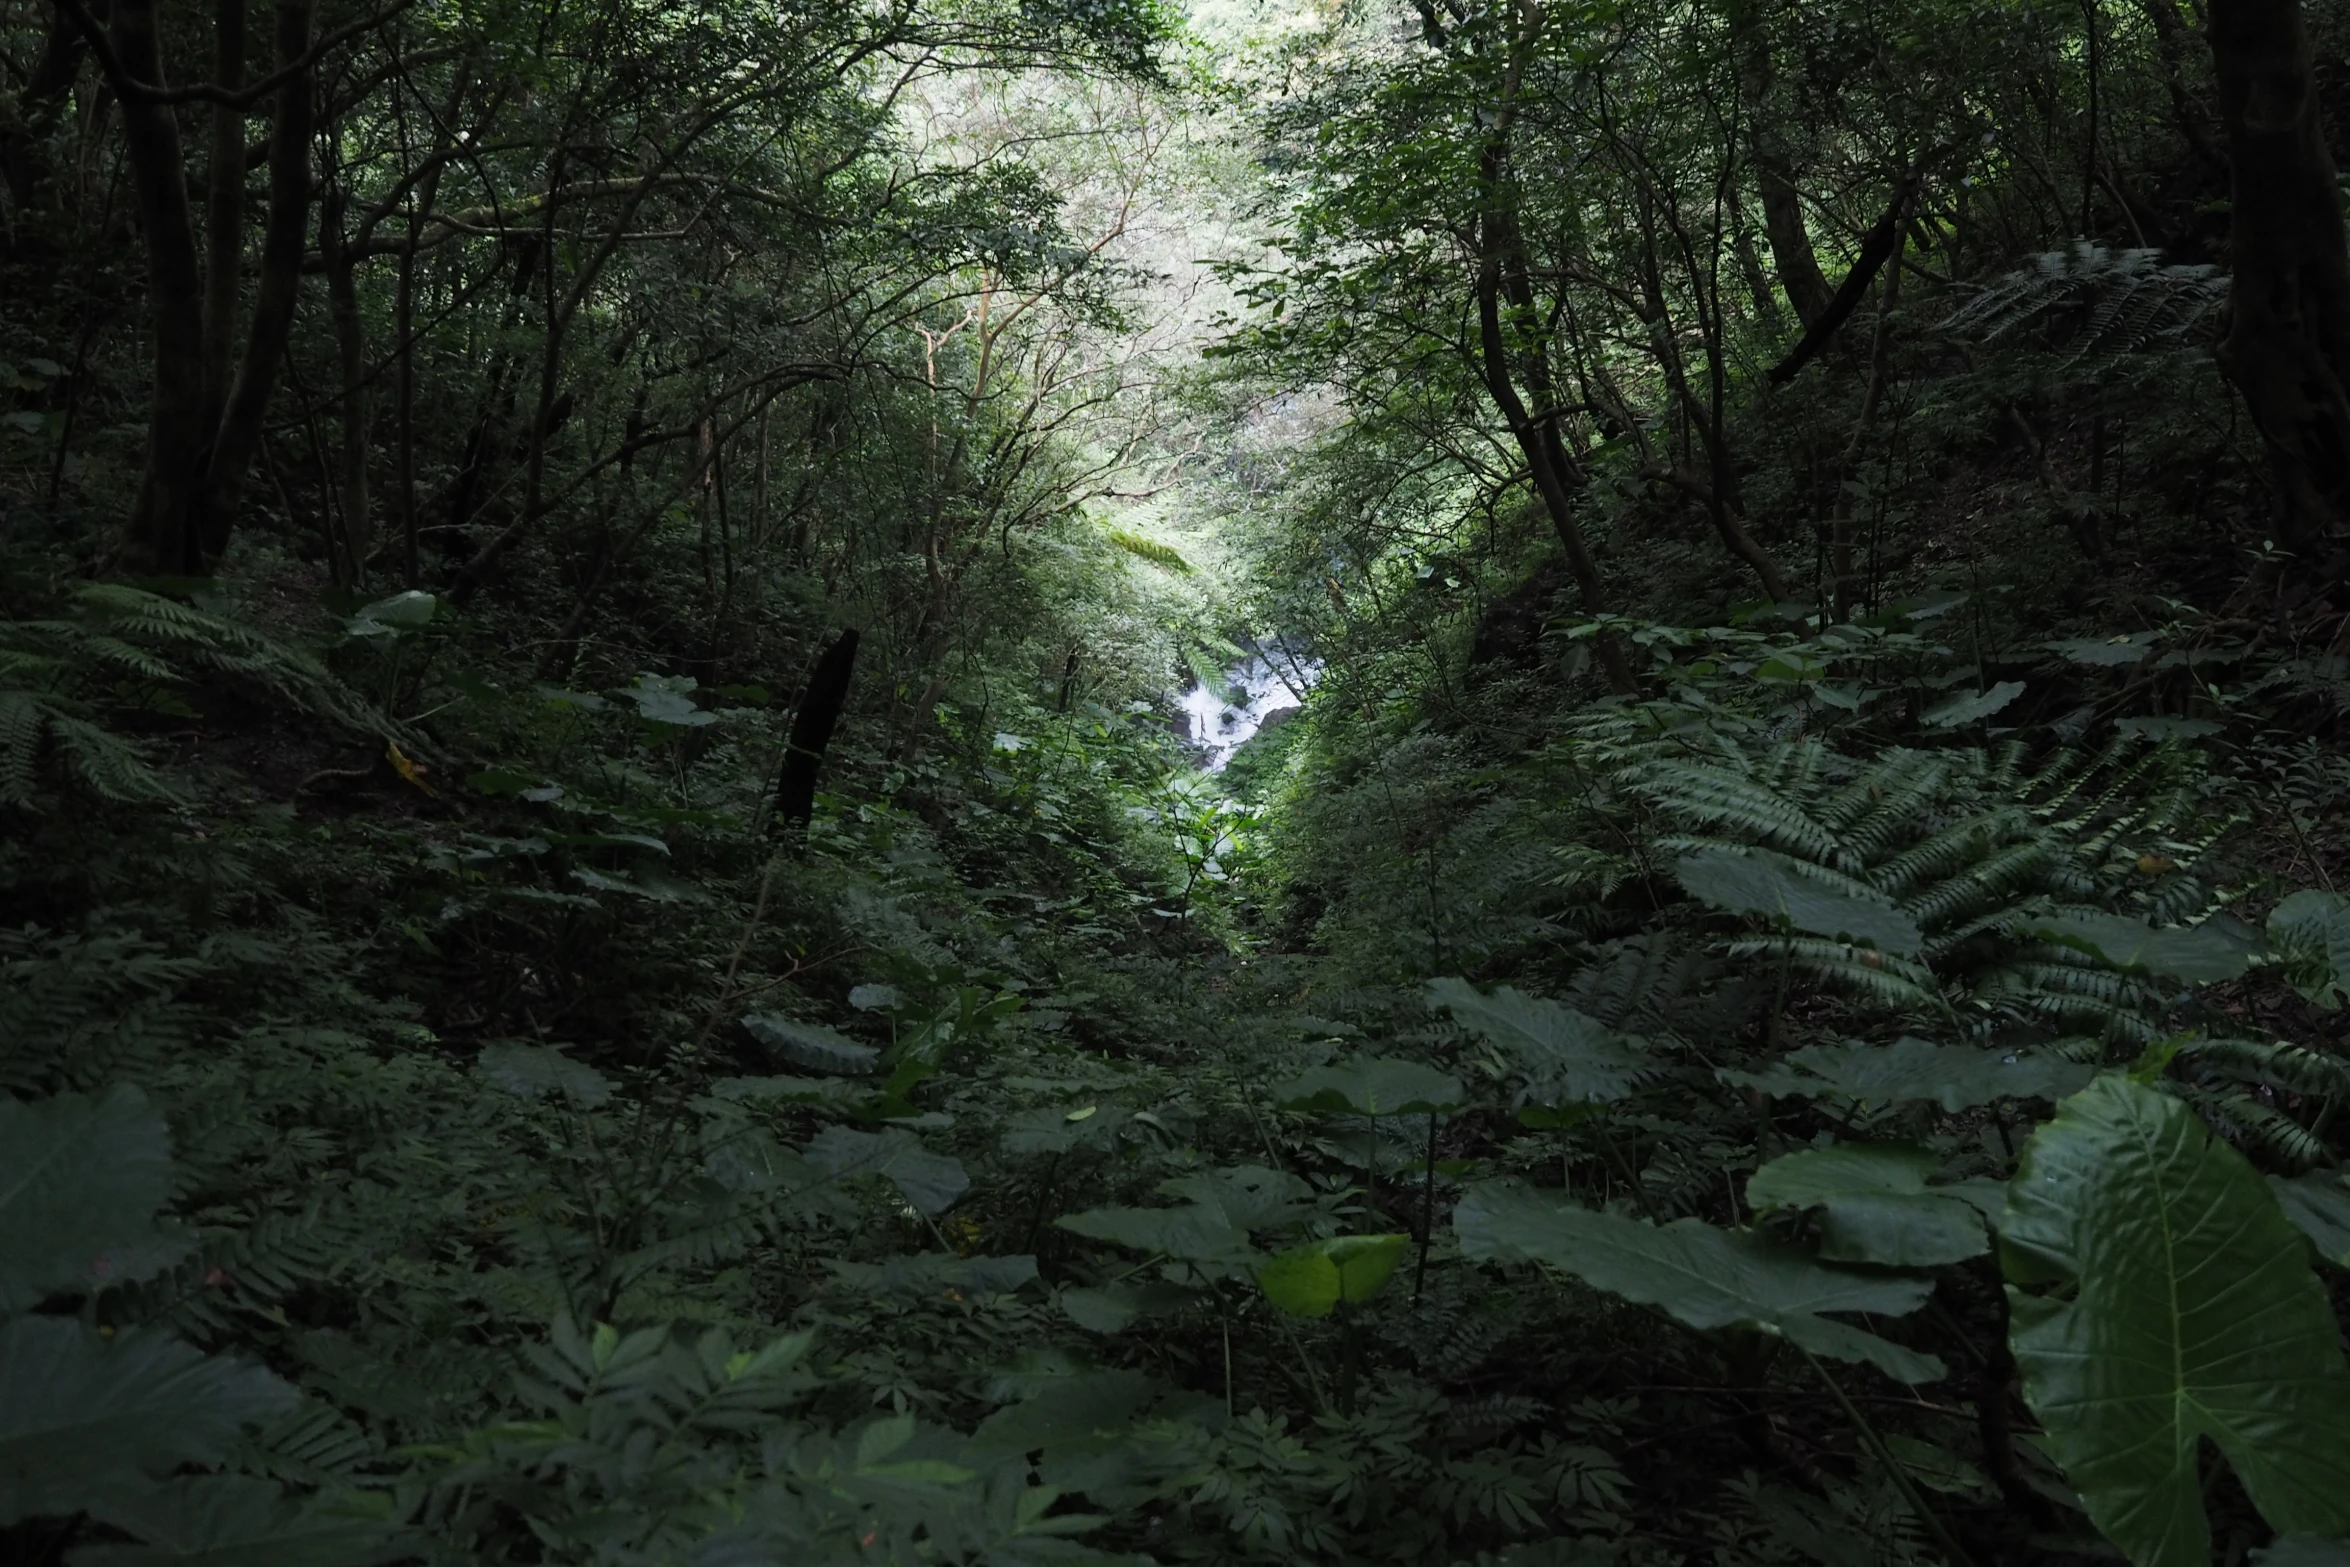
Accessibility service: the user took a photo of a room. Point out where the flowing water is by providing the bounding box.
[1174,641,1322,771]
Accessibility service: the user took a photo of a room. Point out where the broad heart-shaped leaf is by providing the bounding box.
[1426,978,1646,1104]
[622,672,717,726]
[804,1126,968,1216]
[1455,1184,1944,1384]
[740,1013,879,1075]
[2001,1075,2350,1566]
[2271,1172,2350,1267]
[1271,1056,1464,1117]
[2269,890,2350,1010]
[476,1043,613,1107]
[1722,1036,2094,1111]
[0,1085,176,1312]
[1057,1167,1312,1266]
[79,1474,409,1567]
[2026,911,2262,984]
[1747,1144,1988,1267]
[1256,1234,1409,1318]
[0,1319,297,1525]
[1675,849,1922,956]
[1154,1166,1314,1231]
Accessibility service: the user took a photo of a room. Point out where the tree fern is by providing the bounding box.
[1939,241,2225,360]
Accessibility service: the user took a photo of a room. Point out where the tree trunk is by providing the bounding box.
[2207,0,2350,555]
[323,184,373,582]
[113,0,209,573]
[199,0,246,427]
[1732,0,1835,327]
[194,0,313,563]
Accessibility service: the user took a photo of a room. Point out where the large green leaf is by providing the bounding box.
[1426,979,1647,1103]
[2269,891,2350,1010]
[1256,1234,1409,1318]
[1921,680,2025,727]
[1721,1036,2094,1111]
[804,1126,968,1216]
[1675,849,1922,956]
[1271,1057,1464,1116]
[1152,1166,1314,1231]
[0,1319,296,1525]
[1746,1144,1988,1267]
[2026,911,2261,985]
[2002,1076,2350,1565]
[2271,1172,2350,1267]
[1455,1184,1944,1383]
[1056,1204,1246,1262]
[0,1086,177,1312]
[1056,1166,1311,1267]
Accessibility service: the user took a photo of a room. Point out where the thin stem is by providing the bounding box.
[1800,1346,1981,1567]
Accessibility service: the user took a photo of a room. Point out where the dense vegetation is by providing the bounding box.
[6,0,2350,1562]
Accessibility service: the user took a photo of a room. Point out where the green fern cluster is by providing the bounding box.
[0,584,383,810]
[1939,240,2226,361]
[1636,734,2218,1028]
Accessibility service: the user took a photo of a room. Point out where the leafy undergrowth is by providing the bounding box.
[6,557,2350,1567]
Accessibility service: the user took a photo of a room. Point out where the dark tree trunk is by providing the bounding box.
[774,630,861,832]
[113,0,210,572]
[112,0,314,573]
[199,0,247,429]
[194,0,312,563]
[1731,0,1835,327]
[2208,0,2350,555]
[1767,187,1909,386]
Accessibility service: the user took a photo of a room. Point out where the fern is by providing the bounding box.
[0,584,389,812]
[1940,240,2226,360]
[1107,526,1193,572]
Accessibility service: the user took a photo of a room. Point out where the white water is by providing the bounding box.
[1175,642,1322,771]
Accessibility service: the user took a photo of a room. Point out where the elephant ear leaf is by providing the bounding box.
[1722,1036,2093,1112]
[0,1319,297,1525]
[1256,1234,1409,1318]
[1426,978,1648,1104]
[1271,1056,1464,1117]
[2270,1172,2350,1268]
[1675,848,1922,956]
[2002,1076,2350,1567]
[1746,1143,1989,1267]
[1455,1184,1944,1384]
[0,1085,179,1312]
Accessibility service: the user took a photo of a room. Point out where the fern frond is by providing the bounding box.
[1901,838,2061,930]
[0,689,47,808]
[1838,758,1950,860]
[2184,1085,2329,1169]
[1870,808,2033,901]
[1107,527,1192,572]
[1941,241,2223,359]
[1636,761,1854,870]
[1730,936,1943,1010]
[2181,1036,2350,1099]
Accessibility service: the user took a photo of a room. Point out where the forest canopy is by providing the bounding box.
[5,0,2350,1564]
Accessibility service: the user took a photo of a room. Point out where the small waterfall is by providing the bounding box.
[1174,640,1322,771]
